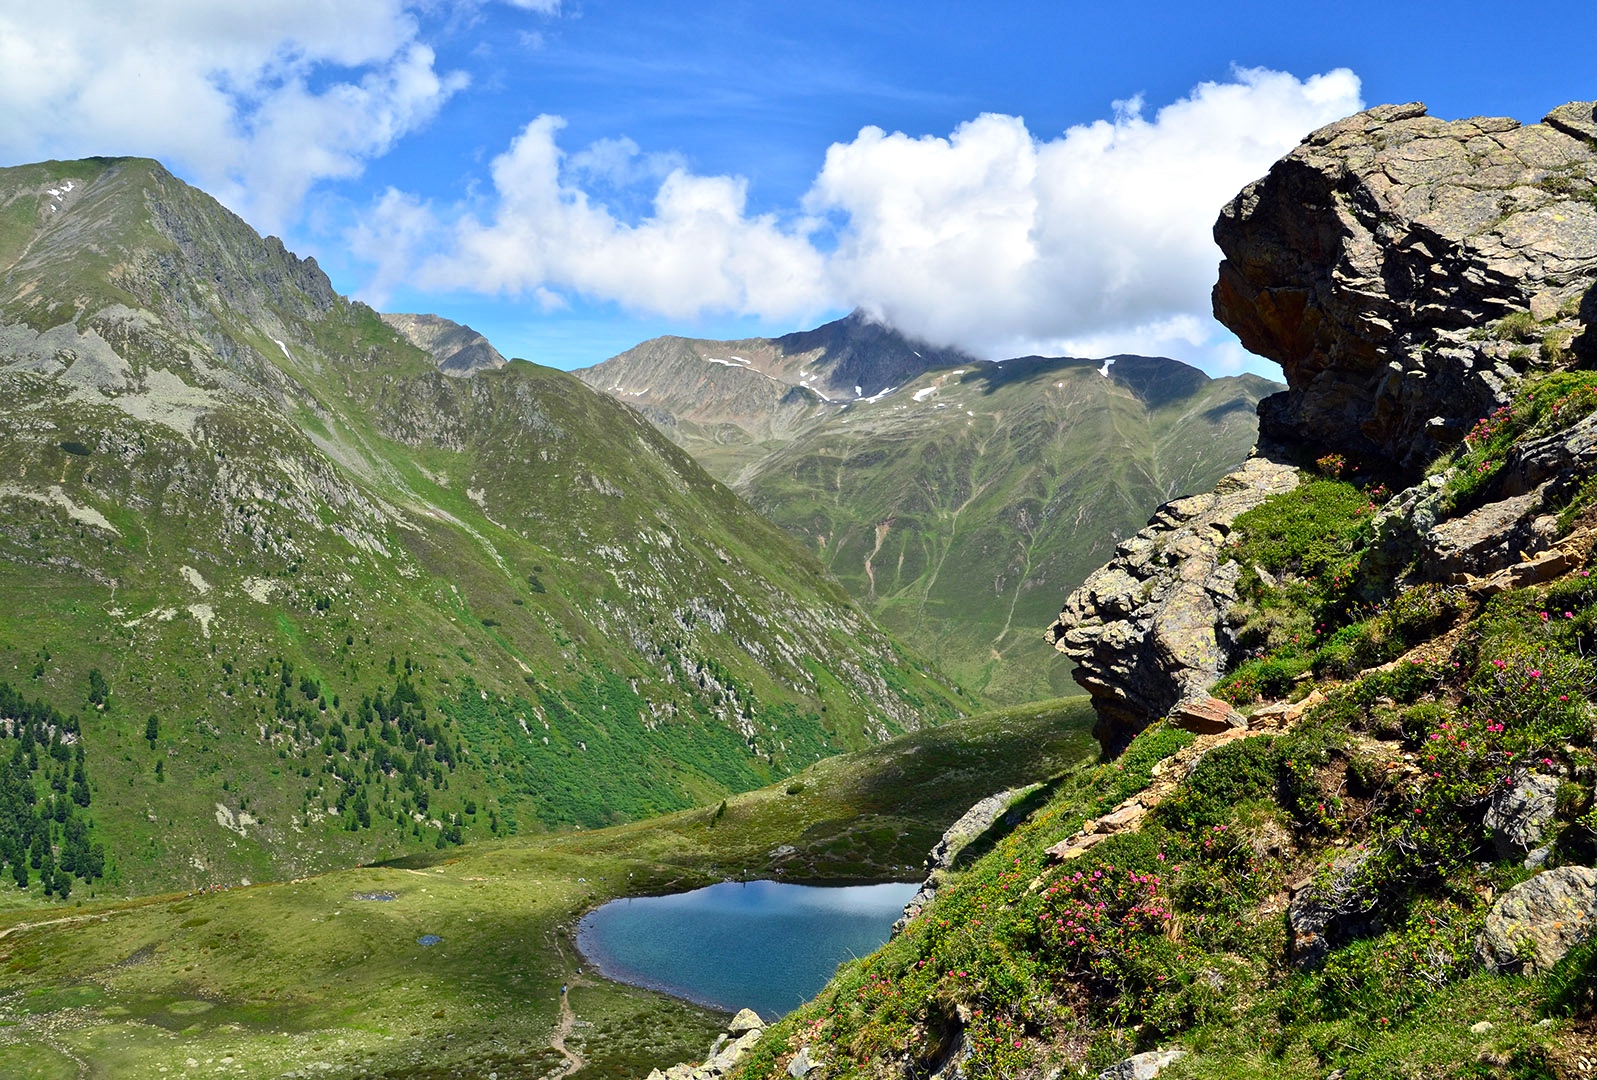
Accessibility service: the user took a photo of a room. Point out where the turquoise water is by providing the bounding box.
[576,880,918,1020]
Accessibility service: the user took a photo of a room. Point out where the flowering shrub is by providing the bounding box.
[1290,898,1484,1024]
[1446,371,1597,511]
[1036,837,1180,1024]
[964,1009,1032,1078]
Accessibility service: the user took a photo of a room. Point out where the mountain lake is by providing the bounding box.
[575,879,919,1020]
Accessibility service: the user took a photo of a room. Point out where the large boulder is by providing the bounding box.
[1097,1049,1188,1080]
[1484,771,1562,860]
[1214,101,1597,475]
[1047,450,1299,752]
[1475,865,1597,974]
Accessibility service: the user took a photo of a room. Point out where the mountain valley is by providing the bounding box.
[581,322,1277,702]
[7,93,1597,1080]
[0,157,962,898]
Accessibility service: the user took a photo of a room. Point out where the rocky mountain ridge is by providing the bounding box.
[380,311,508,376]
[583,319,1278,703]
[0,156,962,893]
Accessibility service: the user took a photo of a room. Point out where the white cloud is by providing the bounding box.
[396,116,831,320]
[362,67,1359,370]
[0,0,466,230]
[809,67,1363,359]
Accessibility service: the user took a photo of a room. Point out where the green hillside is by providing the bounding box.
[0,698,1096,1080]
[740,355,1278,703]
[0,157,964,898]
[583,332,1276,704]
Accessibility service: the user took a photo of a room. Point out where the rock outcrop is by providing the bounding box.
[381,311,508,376]
[894,784,1039,933]
[1052,101,1597,753]
[1214,101,1597,474]
[1046,449,1299,751]
[1474,865,1597,974]
[1483,771,1561,860]
[648,1009,765,1080]
[1097,1049,1188,1080]
[1288,846,1378,969]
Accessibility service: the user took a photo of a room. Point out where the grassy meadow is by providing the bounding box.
[0,699,1096,1079]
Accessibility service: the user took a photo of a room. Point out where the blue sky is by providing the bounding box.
[1,1,1593,375]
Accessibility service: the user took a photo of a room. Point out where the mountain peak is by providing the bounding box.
[771,309,977,398]
[381,312,508,377]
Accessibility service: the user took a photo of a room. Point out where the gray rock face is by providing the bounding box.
[894,785,1038,933]
[1046,449,1299,751]
[1288,846,1378,969]
[649,1014,764,1080]
[1214,101,1597,474]
[1097,1049,1188,1080]
[381,312,508,376]
[1484,772,1561,859]
[787,1046,820,1079]
[1475,865,1597,974]
[1423,488,1559,582]
[727,1008,763,1035]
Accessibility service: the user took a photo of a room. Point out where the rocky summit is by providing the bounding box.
[1214,100,1597,473]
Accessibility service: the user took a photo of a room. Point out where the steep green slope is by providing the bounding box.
[0,157,963,898]
[0,698,1095,1080]
[585,331,1275,703]
[739,355,1277,703]
[734,457,1597,1079]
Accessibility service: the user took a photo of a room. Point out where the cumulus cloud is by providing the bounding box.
[0,0,467,230]
[811,67,1363,358]
[378,115,831,319]
[364,67,1359,367]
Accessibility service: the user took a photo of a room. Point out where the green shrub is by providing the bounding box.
[1445,371,1597,511]
[1156,736,1280,831]
[1215,654,1310,705]
[1229,480,1372,598]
